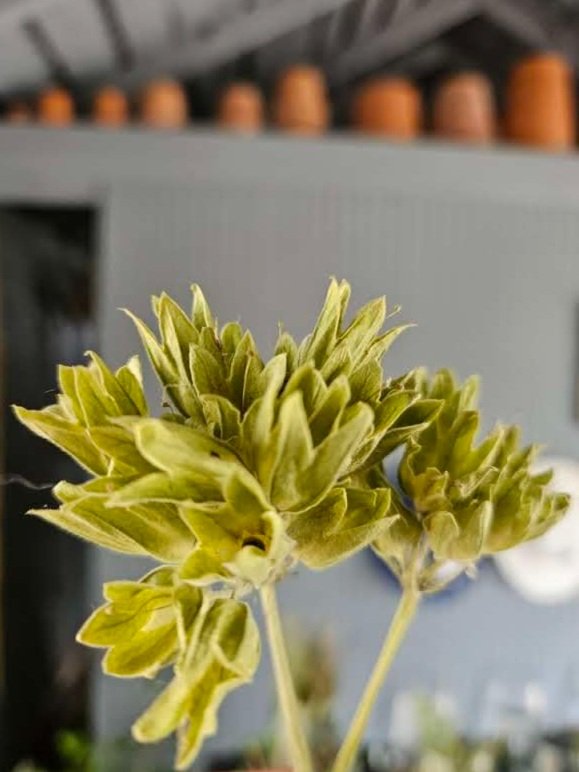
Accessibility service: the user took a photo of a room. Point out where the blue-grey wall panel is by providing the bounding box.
[97,173,579,764]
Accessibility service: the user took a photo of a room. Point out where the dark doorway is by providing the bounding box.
[0,206,97,771]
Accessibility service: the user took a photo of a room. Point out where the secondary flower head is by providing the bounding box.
[373,369,570,590]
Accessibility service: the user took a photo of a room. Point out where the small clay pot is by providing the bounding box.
[433,72,496,144]
[93,85,129,127]
[217,82,264,133]
[505,52,575,151]
[5,102,31,124]
[140,78,188,129]
[352,77,421,140]
[272,65,330,135]
[38,87,74,126]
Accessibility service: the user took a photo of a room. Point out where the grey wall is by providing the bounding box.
[92,137,579,766]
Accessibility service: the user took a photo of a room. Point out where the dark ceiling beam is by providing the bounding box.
[353,0,384,41]
[389,40,457,77]
[389,0,420,24]
[442,15,529,86]
[329,0,483,85]
[482,0,559,49]
[111,0,360,90]
[165,2,189,47]
[333,0,397,59]
[338,0,381,54]
[93,0,134,70]
[322,3,347,59]
[22,17,75,87]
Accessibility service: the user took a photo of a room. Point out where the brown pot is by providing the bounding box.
[505,52,575,151]
[5,101,31,124]
[352,77,422,140]
[141,78,188,129]
[217,82,264,133]
[93,85,129,127]
[272,65,330,135]
[433,72,496,144]
[38,87,74,126]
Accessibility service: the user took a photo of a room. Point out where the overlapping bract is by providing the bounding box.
[79,567,260,769]
[15,279,438,768]
[15,354,198,563]
[15,351,148,476]
[374,370,569,583]
[131,588,260,770]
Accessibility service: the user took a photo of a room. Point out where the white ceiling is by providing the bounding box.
[0,0,574,98]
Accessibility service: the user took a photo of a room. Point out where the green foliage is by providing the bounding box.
[13,281,569,769]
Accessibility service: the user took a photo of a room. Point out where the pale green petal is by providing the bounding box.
[13,405,107,474]
[132,598,260,770]
[131,418,240,473]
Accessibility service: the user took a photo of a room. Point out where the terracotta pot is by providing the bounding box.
[352,77,421,140]
[433,72,496,144]
[272,65,330,135]
[505,52,575,151]
[217,82,264,133]
[5,102,31,123]
[140,78,188,129]
[38,87,74,126]
[93,85,129,127]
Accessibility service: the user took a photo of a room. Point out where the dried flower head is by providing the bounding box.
[14,280,439,768]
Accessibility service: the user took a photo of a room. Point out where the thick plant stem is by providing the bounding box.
[260,583,314,772]
[332,586,420,772]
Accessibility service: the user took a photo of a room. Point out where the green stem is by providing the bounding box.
[260,583,314,772]
[331,586,420,772]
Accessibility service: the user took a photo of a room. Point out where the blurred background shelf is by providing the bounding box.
[0,124,579,204]
[2,1,579,148]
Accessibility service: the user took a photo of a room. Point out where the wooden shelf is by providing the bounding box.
[0,124,577,207]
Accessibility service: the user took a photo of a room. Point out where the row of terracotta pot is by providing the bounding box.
[4,73,324,133]
[4,53,576,150]
[5,80,188,129]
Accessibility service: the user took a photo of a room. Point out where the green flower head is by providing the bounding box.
[374,369,570,590]
[15,279,436,768]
